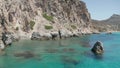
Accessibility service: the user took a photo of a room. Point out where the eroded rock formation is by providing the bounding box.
[91,41,104,55]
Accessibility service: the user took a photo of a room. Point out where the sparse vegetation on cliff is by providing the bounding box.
[71,25,77,29]
[43,13,53,21]
[44,25,53,30]
[30,21,35,30]
[15,27,19,31]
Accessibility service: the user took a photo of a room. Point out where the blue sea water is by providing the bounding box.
[0,32,120,68]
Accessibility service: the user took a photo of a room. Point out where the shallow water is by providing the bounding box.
[0,32,120,68]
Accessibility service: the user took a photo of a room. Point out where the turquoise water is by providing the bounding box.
[0,32,120,68]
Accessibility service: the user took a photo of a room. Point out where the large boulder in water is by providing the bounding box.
[91,41,104,55]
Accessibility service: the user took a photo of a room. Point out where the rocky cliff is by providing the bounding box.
[0,0,92,49]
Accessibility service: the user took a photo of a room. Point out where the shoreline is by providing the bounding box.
[0,30,119,51]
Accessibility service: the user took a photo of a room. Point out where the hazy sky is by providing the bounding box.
[83,0,120,20]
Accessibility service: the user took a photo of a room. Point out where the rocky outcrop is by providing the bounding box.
[2,32,13,46]
[31,30,80,40]
[42,33,52,40]
[91,41,104,55]
[31,32,41,40]
[0,31,19,48]
[51,32,59,40]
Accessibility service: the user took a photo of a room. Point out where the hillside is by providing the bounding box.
[92,14,120,32]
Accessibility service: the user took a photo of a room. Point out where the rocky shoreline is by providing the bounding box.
[0,30,99,50]
[0,28,118,51]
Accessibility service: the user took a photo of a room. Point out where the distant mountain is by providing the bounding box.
[102,14,120,24]
[92,14,120,32]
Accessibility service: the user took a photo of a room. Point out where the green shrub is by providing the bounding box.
[43,13,53,21]
[16,27,19,30]
[30,21,35,30]
[45,25,53,30]
[71,25,77,29]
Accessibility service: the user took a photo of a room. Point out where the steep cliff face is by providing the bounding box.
[0,0,91,39]
[39,0,91,24]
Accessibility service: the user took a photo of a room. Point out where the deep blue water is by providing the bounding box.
[0,32,120,68]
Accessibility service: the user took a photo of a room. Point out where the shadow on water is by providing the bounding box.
[13,51,41,60]
[84,51,104,60]
[92,54,104,60]
[14,51,35,59]
[45,48,59,53]
[61,55,80,68]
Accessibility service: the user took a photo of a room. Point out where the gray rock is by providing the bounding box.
[60,30,73,38]
[42,33,52,40]
[72,33,79,37]
[0,41,5,50]
[51,32,59,40]
[91,41,104,55]
[2,32,13,46]
[5,37,12,45]
[10,33,20,42]
[31,32,41,40]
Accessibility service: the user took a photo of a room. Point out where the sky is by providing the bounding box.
[83,0,120,20]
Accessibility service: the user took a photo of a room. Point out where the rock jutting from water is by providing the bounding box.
[91,41,104,55]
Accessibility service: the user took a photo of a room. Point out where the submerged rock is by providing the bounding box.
[14,51,35,59]
[45,48,59,53]
[62,56,80,65]
[62,48,75,53]
[91,41,104,55]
